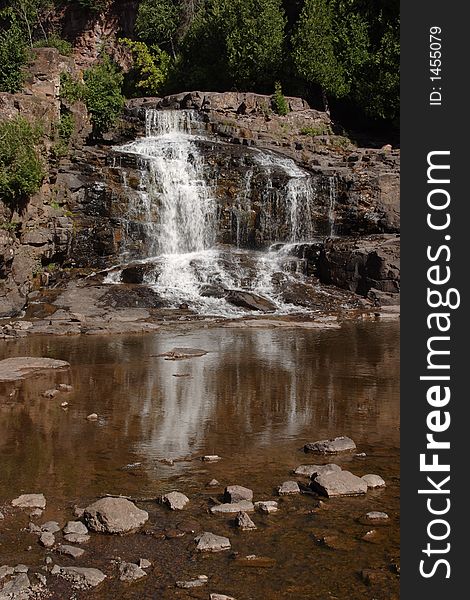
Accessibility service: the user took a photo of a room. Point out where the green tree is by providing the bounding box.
[83,54,124,137]
[135,0,181,57]
[0,116,45,204]
[0,14,28,93]
[120,38,171,95]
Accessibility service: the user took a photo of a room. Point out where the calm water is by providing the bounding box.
[0,322,399,599]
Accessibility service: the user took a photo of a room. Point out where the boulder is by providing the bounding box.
[311,470,368,497]
[235,511,256,531]
[162,491,190,511]
[83,497,148,534]
[195,532,231,553]
[226,290,276,312]
[278,481,301,496]
[51,565,106,589]
[295,464,341,478]
[12,493,46,509]
[210,501,254,515]
[119,562,147,582]
[304,436,356,455]
[362,474,386,488]
[224,485,253,503]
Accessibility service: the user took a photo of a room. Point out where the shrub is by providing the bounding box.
[59,72,84,103]
[33,35,73,56]
[51,112,75,159]
[272,81,289,116]
[0,16,28,93]
[0,117,45,204]
[83,55,124,136]
[120,38,171,95]
[300,125,331,136]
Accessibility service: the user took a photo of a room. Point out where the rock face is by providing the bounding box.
[11,493,47,509]
[1,359,69,383]
[83,497,148,534]
[162,491,190,511]
[311,471,368,497]
[195,532,231,553]
[224,485,254,503]
[304,436,357,455]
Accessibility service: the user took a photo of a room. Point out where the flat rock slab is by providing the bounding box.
[224,485,253,503]
[278,481,301,496]
[12,494,46,509]
[362,474,386,488]
[210,501,254,515]
[312,471,368,497]
[39,532,55,548]
[304,436,357,454]
[63,521,88,535]
[195,532,231,552]
[0,573,30,595]
[83,497,148,534]
[119,562,147,582]
[157,348,208,360]
[211,595,237,600]
[294,464,342,478]
[64,533,90,544]
[176,575,208,589]
[365,511,390,523]
[254,501,278,514]
[162,491,189,511]
[0,358,70,382]
[235,555,276,568]
[51,565,106,589]
[41,521,61,533]
[56,545,85,559]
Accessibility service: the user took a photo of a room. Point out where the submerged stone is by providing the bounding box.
[304,436,356,454]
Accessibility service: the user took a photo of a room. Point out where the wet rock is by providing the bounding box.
[28,522,41,534]
[195,532,231,553]
[304,436,356,454]
[83,497,149,534]
[362,529,379,542]
[56,545,85,559]
[162,491,189,511]
[202,455,221,462]
[0,511,3,520]
[362,474,386,488]
[138,559,151,569]
[12,494,46,510]
[311,471,368,497]
[41,521,61,534]
[36,573,47,585]
[13,565,27,575]
[207,479,220,487]
[73,506,85,519]
[63,521,88,535]
[159,457,174,465]
[158,347,208,360]
[226,290,276,312]
[210,595,237,600]
[29,509,43,518]
[365,511,390,523]
[59,383,73,392]
[278,481,301,496]
[295,464,341,478]
[0,358,69,382]
[254,501,279,514]
[51,565,106,589]
[235,555,276,568]
[317,535,355,551]
[210,501,254,515]
[64,533,90,544]
[176,575,208,589]
[200,284,227,298]
[224,485,253,503]
[0,566,14,580]
[39,532,55,548]
[235,511,256,531]
[118,562,147,582]
[43,388,60,398]
[0,573,30,595]
[86,413,98,421]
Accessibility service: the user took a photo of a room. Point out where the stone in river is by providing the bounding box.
[51,565,106,589]
[304,436,356,454]
[138,558,151,569]
[0,511,4,520]
[63,521,88,535]
[210,501,254,515]
[13,565,28,574]
[161,491,189,511]
[83,497,148,534]
[64,533,90,544]
[254,501,279,514]
[12,494,46,510]
[224,485,253,503]
[119,562,147,582]
[365,511,389,522]
[278,481,301,496]
[211,595,237,600]
[207,479,220,487]
[0,566,14,580]
[39,532,55,548]
[41,521,61,534]
[225,290,276,312]
[0,357,70,382]
[86,413,98,421]
[294,464,341,478]
[43,389,60,398]
[202,455,221,462]
[56,545,85,559]
[235,511,257,531]
[158,347,208,360]
[311,471,368,497]
[0,573,31,595]
[362,474,386,488]
[195,532,231,552]
[176,575,208,588]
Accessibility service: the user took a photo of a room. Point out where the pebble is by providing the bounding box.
[0,511,4,519]
[86,413,98,421]
[202,455,221,462]
[56,545,85,559]
[138,558,151,569]
[235,511,257,531]
[207,479,220,487]
[362,474,386,488]
[278,481,301,496]
[118,561,147,582]
[61,401,69,408]
[39,532,55,548]
[176,575,208,589]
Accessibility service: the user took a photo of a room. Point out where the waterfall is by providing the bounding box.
[109,109,330,315]
[328,175,338,237]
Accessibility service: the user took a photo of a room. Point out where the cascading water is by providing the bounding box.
[107,109,334,315]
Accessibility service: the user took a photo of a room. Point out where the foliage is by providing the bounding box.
[0,13,29,92]
[0,116,45,204]
[33,34,73,56]
[82,55,124,136]
[51,112,75,159]
[300,125,331,136]
[135,0,180,53]
[120,38,171,95]
[59,72,84,103]
[272,81,289,116]
[75,0,108,11]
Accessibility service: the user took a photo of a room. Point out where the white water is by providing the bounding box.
[109,110,329,315]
